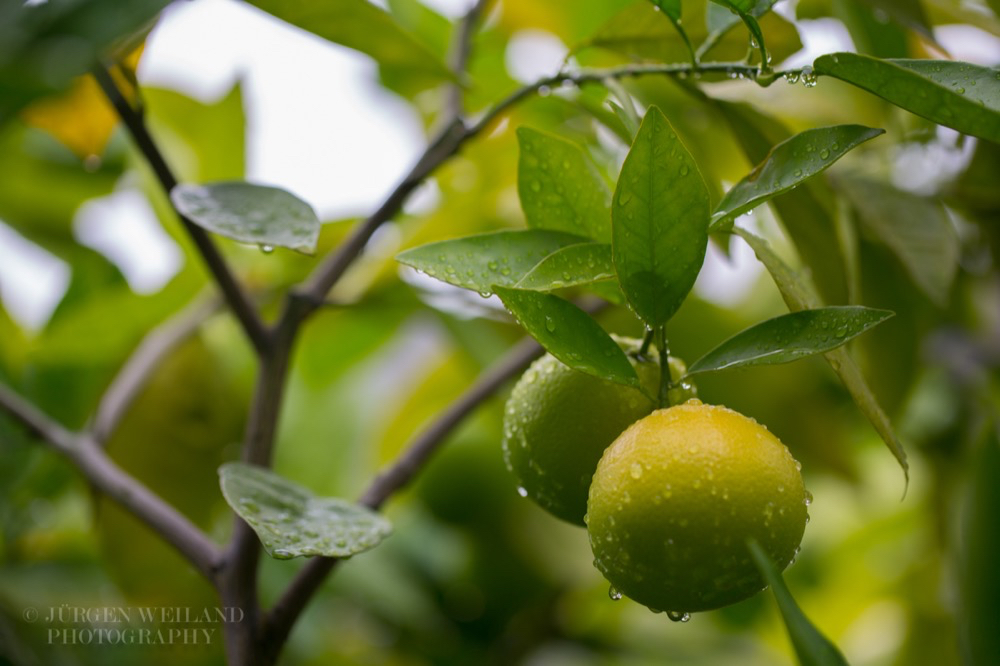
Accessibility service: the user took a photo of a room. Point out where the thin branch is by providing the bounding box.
[92,293,220,444]
[446,0,490,119]
[92,64,272,357]
[0,384,223,580]
[260,334,547,659]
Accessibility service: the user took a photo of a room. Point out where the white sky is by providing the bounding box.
[0,0,998,329]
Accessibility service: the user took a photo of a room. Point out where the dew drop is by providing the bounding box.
[820,148,831,159]
[803,490,813,506]
[517,486,528,498]
[259,244,275,254]
[667,611,690,623]
[630,463,643,479]
[609,586,623,601]
[545,316,556,333]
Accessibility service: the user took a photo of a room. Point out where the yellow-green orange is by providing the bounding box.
[502,338,691,525]
[587,401,808,613]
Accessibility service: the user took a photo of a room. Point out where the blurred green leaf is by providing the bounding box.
[517,127,612,242]
[493,287,640,388]
[219,462,392,560]
[651,0,682,20]
[958,422,1000,665]
[747,539,850,666]
[612,107,709,327]
[814,54,1000,143]
[396,230,587,293]
[711,125,885,230]
[249,0,454,90]
[144,84,246,182]
[687,306,894,375]
[839,176,958,307]
[734,227,909,480]
[171,182,320,255]
[515,243,615,290]
[0,0,168,125]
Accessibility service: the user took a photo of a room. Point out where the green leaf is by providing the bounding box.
[612,107,710,327]
[0,0,170,125]
[249,0,453,89]
[814,54,1000,143]
[747,539,850,666]
[649,0,696,64]
[687,306,894,375]
[650,0,682,21]
[171,182,321,254]
[517,127,612,243]
[219,462,392,560]
[714,101,847,305]
[838,176,959,307]
[734,227,909,482]
[708,1,768,65]
[711,125,885,230]
[958,423,1000,665]
[493,287,640,388]
[395,230,588,294]
[515,243,616,290]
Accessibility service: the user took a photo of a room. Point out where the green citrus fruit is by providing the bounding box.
[502,336,694,525]
[587,401,808,614]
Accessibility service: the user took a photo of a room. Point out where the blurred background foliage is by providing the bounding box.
[0,0,998,664]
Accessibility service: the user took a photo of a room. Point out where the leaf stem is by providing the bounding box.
[656,326,672,408]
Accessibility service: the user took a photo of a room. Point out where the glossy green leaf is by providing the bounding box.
[687,306,894,375]
[715,101,848,305]
[710,125,885,229]
[517,127,612,243]
[515,243,615,290]
[171,182,321,254]
[249,0,453,88]
[396,230,587,294]
[706,0,777,33]
[748,539,850,666]
[734,227,909,482]
[493,287,639,388]
[612,107,710,327]
[219,462,392,560]
[814,54,1000,143]
[838,176,959,307]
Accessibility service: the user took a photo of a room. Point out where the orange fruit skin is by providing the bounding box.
[587,402,808,613]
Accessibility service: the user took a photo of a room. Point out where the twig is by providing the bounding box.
[92,293,220,444]
[0,384,222,579]
[446,0,490,119]
[260,334,547,660]
[92,64,272,357]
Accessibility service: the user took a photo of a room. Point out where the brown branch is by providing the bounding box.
[92,293,220,444]
[92,64,272,357]
[0,384,223,580]
[259,334,547,660]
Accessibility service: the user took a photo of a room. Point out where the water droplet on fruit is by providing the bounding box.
[803,490,813,506]
[630,463,643,479]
